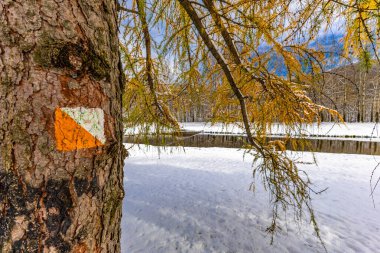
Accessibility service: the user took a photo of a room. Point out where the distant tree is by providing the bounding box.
[315,64,380,122]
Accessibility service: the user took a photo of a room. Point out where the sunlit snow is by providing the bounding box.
[121,145,380,253]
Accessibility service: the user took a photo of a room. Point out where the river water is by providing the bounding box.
[124,132,380,155]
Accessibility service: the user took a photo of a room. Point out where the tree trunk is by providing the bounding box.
[0,0,125,252]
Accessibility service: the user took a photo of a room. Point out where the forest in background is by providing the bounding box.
[172,63,380,123]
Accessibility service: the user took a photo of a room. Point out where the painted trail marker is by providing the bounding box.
[55,107,106,151]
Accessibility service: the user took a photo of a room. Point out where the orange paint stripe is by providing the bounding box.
[55,108,103,151]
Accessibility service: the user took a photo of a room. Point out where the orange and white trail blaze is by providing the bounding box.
[55,107,105,151]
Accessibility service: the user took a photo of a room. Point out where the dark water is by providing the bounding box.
[124,132,380,155]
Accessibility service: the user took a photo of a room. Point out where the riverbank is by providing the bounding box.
[180,122,380,141]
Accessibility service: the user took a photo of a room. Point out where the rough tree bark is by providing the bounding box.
[0,0,125,252]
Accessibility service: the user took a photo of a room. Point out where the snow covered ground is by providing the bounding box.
[181,122,380,141]
[121,145,380,253]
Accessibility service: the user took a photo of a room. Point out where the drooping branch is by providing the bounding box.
[117,4,139,14]
[176,2,328,248]
[204,0,334,124]
[202,0,268,90]
[137,0,179,129]
[178,0,263,153]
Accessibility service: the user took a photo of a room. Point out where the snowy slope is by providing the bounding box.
[121,145,380,253]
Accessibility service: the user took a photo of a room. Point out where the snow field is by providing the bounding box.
[122,145,380,253]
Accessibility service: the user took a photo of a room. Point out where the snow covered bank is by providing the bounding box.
[121,145,380,253]
[181,122,380,141]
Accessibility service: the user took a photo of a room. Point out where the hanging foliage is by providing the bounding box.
[118,0,379,247]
